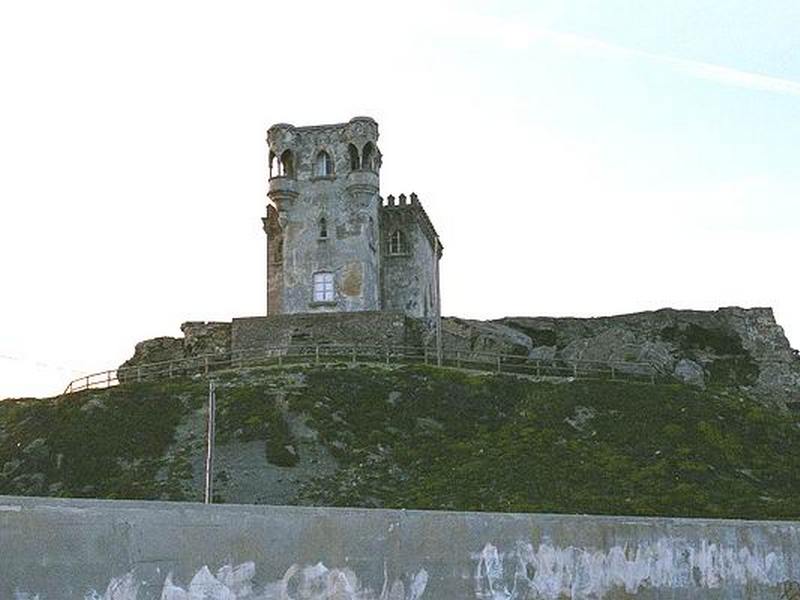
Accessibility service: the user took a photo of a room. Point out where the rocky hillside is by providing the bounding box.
[2,364,800,520]
[120,307,800,410]
[442,307,800,409]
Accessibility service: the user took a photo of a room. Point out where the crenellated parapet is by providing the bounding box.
[381,192,442,257]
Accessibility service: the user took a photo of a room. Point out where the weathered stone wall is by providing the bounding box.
[3,494,800,599]
[380,194,439,320]
[232,311,418,351]
[263,204,284,315]
[181,321,231,357]
[118,322,233,375]
[115,307,798,408]
[266,118,382,315]
[442,307,800,408]
[118,336,185,371]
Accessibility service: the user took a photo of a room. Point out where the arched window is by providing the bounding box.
[388,230,407,255]
[312,272,334,302]
[319,217,328,239]
[280,149,295,177]
[348,144,360,171]
[315,150,333,177]
[362,142,376,171]
[269,151,277,178]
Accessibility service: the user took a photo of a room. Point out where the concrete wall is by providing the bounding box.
[2,495,799,599]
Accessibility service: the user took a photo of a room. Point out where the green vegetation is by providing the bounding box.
[2,364,799,520]
[660,323,760,386]
[0,381,205,499]
[214,382,298,467]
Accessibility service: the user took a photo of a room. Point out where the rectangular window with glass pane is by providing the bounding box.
[313,272,334,302]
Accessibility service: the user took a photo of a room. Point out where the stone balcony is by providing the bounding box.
[345,169,379,194]
[267,176,298,200]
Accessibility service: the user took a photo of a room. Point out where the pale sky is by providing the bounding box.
[1,0,798,399]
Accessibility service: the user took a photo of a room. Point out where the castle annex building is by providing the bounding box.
[263,117,442,320]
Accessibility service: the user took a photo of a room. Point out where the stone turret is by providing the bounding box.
[380,192,443,320]
[265,117,383,315]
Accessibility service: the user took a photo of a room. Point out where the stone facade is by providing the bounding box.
[264,117,442,319]
[231,312,420,352]
[380,194,440,320]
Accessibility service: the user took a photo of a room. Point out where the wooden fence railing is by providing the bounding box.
[63,343,665,395]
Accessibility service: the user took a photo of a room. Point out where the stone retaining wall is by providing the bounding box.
[231,311,419,352]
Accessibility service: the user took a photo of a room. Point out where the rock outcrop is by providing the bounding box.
[118,308,800,409]
[442,307,799,409]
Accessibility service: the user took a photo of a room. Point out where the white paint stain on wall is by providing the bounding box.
[72,561,428,600]
[474,539,796,599]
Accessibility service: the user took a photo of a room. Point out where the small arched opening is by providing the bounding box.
[315,150,333,177]
[279,149,295,178]
[319,217,328,239]
[362,142,376,171]
[348,144,360,171]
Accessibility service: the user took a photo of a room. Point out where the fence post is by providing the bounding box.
[385,347,390,365]
[424,347,428,365]
[204,357,209,376]
[85,375,90,390]
[107,371,111,388]
[573,364,578,378]
[496,356,501,373]
[650,370,655,385]
[536,361,540,377]
[456,351,461,368]
[352,347,356,364]
[278,352,283,366]
[611,366,616,380]
[315,345,320,365]
[169,362,173,379]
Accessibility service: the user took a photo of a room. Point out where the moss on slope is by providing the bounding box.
[1,365,799,520]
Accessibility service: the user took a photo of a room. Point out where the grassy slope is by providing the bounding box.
[1,364,799,520]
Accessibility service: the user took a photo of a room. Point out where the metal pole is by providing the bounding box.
[434,236,442,367]
[204,380,216,504]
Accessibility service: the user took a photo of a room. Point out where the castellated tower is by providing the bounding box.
[264,117,383,315]
[263,116,442,320]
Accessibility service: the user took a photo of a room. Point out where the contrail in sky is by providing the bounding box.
[429,9,800,98]
[538,27,800,97]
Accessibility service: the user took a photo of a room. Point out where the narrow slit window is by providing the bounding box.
[319,218,328,239]
[313,272,334,302]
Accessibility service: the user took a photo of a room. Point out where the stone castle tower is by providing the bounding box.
[263,117,442,320]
